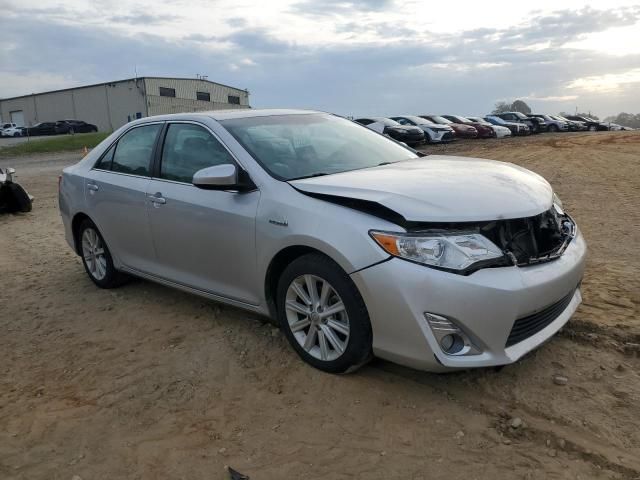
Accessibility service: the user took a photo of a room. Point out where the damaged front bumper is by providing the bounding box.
[350,229,586,372]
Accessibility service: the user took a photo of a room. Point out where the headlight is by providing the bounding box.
[370,230,505,273]
[553,192,564,214]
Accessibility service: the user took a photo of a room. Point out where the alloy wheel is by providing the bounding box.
[81,227,107,280]
[285,274,350,361]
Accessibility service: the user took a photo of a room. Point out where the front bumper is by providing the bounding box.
[351,230,586,372]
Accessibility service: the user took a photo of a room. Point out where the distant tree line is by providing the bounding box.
[603,113,640,128]
[492,100,532,114]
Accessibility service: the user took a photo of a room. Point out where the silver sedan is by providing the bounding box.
[59,109,586,373]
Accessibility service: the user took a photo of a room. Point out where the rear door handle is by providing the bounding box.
[87,183,99,192]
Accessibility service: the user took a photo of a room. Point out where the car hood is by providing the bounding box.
[449,123,476,131]
[289,156,553,224]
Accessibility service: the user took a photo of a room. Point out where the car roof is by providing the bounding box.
[123,109,326,128]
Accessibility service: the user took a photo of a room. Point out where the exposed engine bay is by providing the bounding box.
[0,167,33,214]
[470,207,576,266]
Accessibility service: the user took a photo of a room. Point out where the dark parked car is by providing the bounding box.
[530,114,568,133]
[420,115,478,139]
[484,115,531,136]
[565,116,609,131]
[442,115,495,138]
[22,122,58,136]
[55,120,99,134]
[354,117,426,146]
[494,112,546,134]
[551,115,587,131]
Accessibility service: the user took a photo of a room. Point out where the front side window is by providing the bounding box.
[111,124,161,176]
[220,113,418,181]
[159,123,235,183]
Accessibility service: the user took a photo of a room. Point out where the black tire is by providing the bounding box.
[69,128,75,135]
[276,253,372,373]
[588,125,597,132]
[78,219,129,288]
[549,124,558,133]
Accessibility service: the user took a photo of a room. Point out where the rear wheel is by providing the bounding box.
[277,253,372,373]
[78,219,129,288]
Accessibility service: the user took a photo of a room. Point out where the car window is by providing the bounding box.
[394,118,409,125]
[111,124,161,176]
[95,143,116,170]
[221,113,418,181]
[160,123,235,183]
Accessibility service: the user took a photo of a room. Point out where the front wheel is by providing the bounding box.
[549,125,558,132]
[78,219,129,288]
[588,125,597,131]
[277,253,372,373]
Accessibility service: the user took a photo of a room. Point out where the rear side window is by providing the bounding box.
[95,143,115,170]
[110,124,161,176]
[159,123,235,183]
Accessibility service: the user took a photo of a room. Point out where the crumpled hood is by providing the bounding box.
[289,156,553,223]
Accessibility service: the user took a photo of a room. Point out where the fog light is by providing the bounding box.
[424,313,481,356]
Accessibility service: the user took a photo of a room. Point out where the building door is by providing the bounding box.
[10,111,25,127]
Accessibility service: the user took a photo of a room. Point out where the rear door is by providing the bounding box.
[145,121,261,304]
[84,123,162,272]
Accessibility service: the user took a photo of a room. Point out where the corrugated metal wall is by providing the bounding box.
[144,77,250,116]
[0,77,250,131]
[0,79,147,131]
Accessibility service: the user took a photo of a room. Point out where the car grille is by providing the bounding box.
[505,287,577,347]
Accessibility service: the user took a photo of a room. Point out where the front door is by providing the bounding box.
[145,122,261,305]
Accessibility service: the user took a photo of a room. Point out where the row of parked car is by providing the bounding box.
[353,113,630,146]
[0,120,98,138]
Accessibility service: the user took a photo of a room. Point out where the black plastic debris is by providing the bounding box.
[0,167,33,214]
[227,466,250,480]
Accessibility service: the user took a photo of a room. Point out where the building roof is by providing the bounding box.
[0,76,248,102]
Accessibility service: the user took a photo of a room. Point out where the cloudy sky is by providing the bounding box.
[1,0,639,118]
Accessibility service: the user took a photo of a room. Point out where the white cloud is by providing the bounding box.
[568,68,640,92]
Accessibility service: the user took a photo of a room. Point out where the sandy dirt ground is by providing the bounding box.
[1,132,638,480]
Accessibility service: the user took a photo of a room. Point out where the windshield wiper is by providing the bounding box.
[289,172,330,180]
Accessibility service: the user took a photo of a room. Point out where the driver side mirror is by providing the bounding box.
[192,164,255,192]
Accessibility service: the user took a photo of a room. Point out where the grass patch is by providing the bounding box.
[0,132,110,157]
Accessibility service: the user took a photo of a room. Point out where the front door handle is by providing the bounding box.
[87,183,99,192]
[148,193,166,205]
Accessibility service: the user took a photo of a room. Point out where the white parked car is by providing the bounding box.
[1,123,23,137]
[390,116,456,143]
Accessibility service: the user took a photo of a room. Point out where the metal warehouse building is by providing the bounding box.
[0,76,250,132]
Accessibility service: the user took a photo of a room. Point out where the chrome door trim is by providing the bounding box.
[119,265,262,311]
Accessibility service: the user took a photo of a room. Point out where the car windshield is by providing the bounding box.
[487,116,506,125]
[372,118,402,127]
[220,113,419,181]
[429,116,452,124]
[452,116,472,123]
[400,115,429,125]
[470,117,491,125]
[512,112,528,119]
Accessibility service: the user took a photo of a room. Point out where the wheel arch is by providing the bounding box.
[264,245,347,321]
[71,212,92,255]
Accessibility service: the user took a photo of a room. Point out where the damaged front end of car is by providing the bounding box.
[0,167,34,214]
[374,205,577,276]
